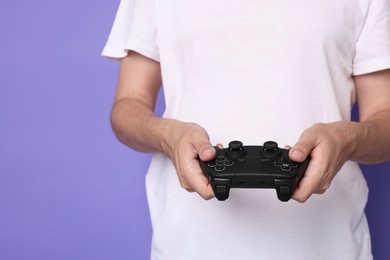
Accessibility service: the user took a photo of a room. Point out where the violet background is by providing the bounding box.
[0,0,389,259]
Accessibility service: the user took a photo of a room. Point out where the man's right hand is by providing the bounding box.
[157,119,217,200]
[112,51,217,200]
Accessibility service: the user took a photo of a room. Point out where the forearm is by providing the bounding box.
[351,110,390,164]
[110,97,175,153]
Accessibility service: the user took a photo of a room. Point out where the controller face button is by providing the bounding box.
[215,164,225,172]
[216,155,226,162]
[208,161,218,167]
[223,160,234,166]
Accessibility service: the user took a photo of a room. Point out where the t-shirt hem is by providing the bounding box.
[353,57,390,75]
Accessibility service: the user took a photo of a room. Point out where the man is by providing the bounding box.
[103,0,390,259]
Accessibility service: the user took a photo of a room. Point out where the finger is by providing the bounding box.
[189,173,215,200]
[284,145,292,150]
[197,183,215,200]
[195,141,216,161]
[177,164,207,195]
[289,130,318,162]
[185,158,215,200]
[216,143,224,149]
[292,158,322,202]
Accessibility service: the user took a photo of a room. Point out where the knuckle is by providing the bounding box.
[177,168,185,179]
[177,172,190,190]
[293,192,310,203]
[179,181,189,190]
[315,182,330,194]
[200,191,214,200]
[297,196,309,203]
[199,142,212,151]
[312,122,325,129]
[321,182,331,191]
[297,196,308,203]
[302,125,316,136]
[299,144,310,154]
[198,186,215,200]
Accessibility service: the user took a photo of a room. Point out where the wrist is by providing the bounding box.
[147,117,179,154]
[322,121,365,161]
[344,121,369,162]
[349,120,376,162]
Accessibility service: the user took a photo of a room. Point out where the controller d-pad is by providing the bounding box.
[281,163,293,171]
[274,157,298,171]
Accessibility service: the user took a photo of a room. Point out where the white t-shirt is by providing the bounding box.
[103,0,390,259]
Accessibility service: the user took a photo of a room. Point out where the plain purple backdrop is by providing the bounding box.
[0,1,389,259]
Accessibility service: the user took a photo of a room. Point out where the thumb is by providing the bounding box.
[289,131,317,162]
[196,141,216,162]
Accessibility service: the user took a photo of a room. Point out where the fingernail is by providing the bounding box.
[207,147,215,153]
[292,149,304,160]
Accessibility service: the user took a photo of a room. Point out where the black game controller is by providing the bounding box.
[200,140,310,202]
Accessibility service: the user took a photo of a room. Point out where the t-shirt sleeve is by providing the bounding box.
[353,0,390,75]
[102,0,159,62]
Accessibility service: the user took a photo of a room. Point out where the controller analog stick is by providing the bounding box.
[263,141,278,152]
[229,140,243,150]
[228,140,246,156]
[262,141,280,158]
